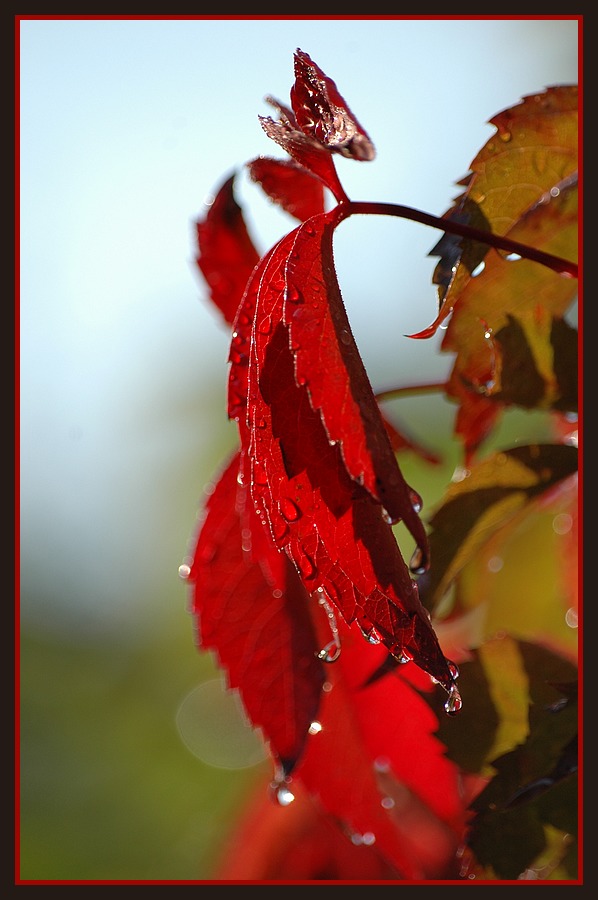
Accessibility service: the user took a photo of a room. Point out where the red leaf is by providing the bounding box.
[195,174,260,325]
[213,778,402,880]
[247,156,325,222]
[188,449,325,773]
[259,97,347,203]
[290,49,375,161]
[227,217,458,697]
[282,210,430,543]
[291,620,468,879]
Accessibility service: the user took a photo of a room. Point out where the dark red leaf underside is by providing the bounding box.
[228,217,455,693]
[189,450,325,772]
[247,156,326,222]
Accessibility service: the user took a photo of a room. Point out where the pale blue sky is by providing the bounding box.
[19,17,579,636]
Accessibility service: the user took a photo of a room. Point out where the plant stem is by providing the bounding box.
[340,200,578,279]
[375,382,447,403]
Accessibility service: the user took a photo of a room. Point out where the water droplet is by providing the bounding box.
[272,519,289,544]
[286,284,303,304]
[448,661,460,680]
[308,721,322,735]
[272,588,283,599]
[374,756,391,773]
[409,545,428,575]
[356,615,382,645]
[317,640,341,663]
[487,555,503,573]
[297,553,315,580]
[451,465,470,483]
[391,647,413,665]
[471,260,486,278]
[303,223,316,236]
[504,252,522,262]
[339,328,352,346]
[381,796,395,810]
[565,607,578,628]
[316,592,341,661]
[409,488,423,513]
[178,563,191,580]
[273,783,296,806]
[280,497,301,522]
[381,507,398,526]
[351,831,376,846]
[499,129,512,142]
[257,315,272,335]
[444,683,463,716]
[252,462,268,485]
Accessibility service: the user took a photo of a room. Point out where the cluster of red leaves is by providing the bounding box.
[185,50,579,882]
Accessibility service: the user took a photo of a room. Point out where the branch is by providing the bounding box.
[340,201,578,279]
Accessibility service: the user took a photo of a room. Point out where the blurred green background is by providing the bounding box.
[18,16,578,881]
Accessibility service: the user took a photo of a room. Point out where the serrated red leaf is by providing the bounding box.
[195,174,260,325]
[247,156,325,222]
[227,215,457,696]
[286,619,467,879]
[188,449,325,773]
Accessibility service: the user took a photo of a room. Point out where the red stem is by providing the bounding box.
[337,200,578,279]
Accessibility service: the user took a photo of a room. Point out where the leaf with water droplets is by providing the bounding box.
[284,210,429,544]
[289,618,468,879]
[195,173,260,326]
[187,450,325,775]
[435,176,578,458]
[419,442,578,616]
[417,86,578,339]
[257,49,374,202]
[290,49,375,161]
[231,227,453,691]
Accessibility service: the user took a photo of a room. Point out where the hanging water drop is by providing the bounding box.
[409,545,428,575]
[317,641,341,663]
[392,647,413,665]
[448,661,460,680]
[178,563,191,580]
[272,782,296,806]
[409,488,423,513]
[381,507,397,526]
[444,683,463,716]
[316,592,341,662]
[356,615,382,645]
[308,721,323,735]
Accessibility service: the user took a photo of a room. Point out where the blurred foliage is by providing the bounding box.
[18,397,558,881]
[19,620,269,880]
